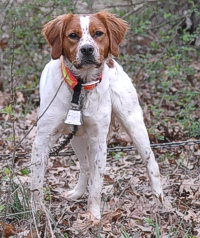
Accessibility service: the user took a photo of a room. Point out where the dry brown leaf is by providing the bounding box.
[0,222,16,238]
[102,208,122,224]
[179,177,200,194]
[26,230,38,238]
[72,211,100,234]
[184,210,200,223]
[135,224,151,232]
[16,91,25,103]
[0,92,10,109]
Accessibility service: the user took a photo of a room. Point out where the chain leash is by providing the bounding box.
[49,125,77,156]
[107,140,200,153]
[0,139,200,161]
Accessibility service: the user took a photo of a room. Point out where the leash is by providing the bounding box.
[1,139,200,161]
[49,125,78,156]
[49,139,200,156]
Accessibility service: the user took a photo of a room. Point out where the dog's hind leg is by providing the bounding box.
[63,135,90,200]
[110,74,163,202]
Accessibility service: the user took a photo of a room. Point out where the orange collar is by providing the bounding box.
[61,56,102,90]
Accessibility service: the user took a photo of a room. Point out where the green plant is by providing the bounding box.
[121,228,134,238]
[114,152,124,160]
[144,217,154,227]
[20,168,30,176]
[0,206,4,213]
[155,217,160,238]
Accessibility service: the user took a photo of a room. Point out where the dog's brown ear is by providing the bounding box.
[95,11,128,57]
[42,14,73,59]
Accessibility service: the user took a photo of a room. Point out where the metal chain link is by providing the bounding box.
[0,139,200,161]
[107,140,200,153]
[49,125,77,156]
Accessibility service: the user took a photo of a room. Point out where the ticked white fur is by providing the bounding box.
[77,16,100,61]
[31,15,163,219]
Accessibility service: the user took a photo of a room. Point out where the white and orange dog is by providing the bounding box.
[31,11,163,219]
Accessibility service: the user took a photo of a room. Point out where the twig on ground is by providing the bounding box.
[54,201,79,229]
[97,181,119,238]
[31,207,40,238]
[42,204,55,238]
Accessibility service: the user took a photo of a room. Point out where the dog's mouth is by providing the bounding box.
[74,57,102,69]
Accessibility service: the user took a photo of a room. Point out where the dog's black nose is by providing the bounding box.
[81,45,94,56]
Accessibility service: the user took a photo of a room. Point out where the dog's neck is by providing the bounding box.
[64,57,104,83]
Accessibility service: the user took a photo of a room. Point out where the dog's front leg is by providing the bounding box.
[110,74,163,202]
[31,121,63,208]
[87,137,107,219]
[31,137,48,205]
[63,135,90,200]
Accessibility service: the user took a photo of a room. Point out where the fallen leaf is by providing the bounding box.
[0,222,16,238]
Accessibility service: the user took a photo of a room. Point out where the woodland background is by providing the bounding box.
[0,0,200,237]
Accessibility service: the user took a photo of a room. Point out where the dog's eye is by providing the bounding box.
[94,31,104,38]
[69,33,79,40]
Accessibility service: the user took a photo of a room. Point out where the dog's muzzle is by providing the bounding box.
[75,44,101,69]
[81,44,94,57]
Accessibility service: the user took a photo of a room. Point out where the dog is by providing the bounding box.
[31,10,163,219]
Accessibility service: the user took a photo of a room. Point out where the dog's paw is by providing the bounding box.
[62,189,83,201]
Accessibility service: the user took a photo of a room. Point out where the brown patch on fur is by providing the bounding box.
[106,57,114,68]
[42,13,76,59]
[62,16,82,64]
[89,15,110,60]
[94,10,128,57]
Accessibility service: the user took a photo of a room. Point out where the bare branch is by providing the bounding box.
[122,4,145,19]
[106,0,158,8]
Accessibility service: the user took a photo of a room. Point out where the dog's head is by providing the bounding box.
[42,11,128,69]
